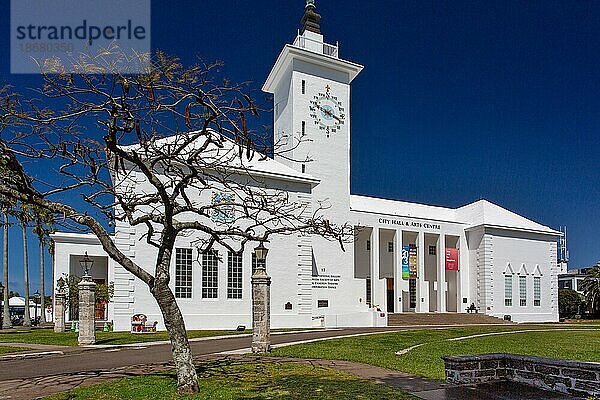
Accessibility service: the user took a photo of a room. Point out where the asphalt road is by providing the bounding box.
[0,327,400,381]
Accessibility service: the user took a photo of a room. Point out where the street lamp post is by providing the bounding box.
[251,241,271,353]
[77,252,96,345]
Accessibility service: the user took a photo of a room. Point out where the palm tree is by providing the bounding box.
[1,210,10,329]
[582,263,600,316]
[33,210,54,325]
[18,204,32,327]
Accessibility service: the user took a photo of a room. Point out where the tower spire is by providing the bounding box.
[301,0,321,35]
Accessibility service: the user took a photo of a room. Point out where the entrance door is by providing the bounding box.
[386,278,394,313]
[409,279,417,309]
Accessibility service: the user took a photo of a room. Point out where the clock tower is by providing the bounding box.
[263,1,364,317]
[262,0,363,222]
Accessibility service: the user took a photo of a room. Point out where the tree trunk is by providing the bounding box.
[22,222,31,327]
[152,283,198,394]
[2,214,11,329]
[39,240,46,324]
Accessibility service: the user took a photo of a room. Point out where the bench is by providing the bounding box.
[130,314,158,334]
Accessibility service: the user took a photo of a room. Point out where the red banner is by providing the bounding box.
[445,248,459,271]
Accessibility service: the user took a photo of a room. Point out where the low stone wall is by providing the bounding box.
[443,353,600,398]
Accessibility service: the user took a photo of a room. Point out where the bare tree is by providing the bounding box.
[0,51,350,393]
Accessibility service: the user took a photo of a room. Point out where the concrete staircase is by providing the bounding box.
[387,312,512,326]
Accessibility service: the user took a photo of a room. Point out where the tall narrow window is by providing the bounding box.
[388,242,394,252]
[366,278,372,307]
[175,248,193,299]
[252,252,266,273]
[366,240,371,251]
[504,275,512,306]
[302,79,306,94]
[202,250,218,298]
[519,276,527,306]
[227,252,242,299]
[302,120,306,136]
[301,164,306,173]
[534,277,541,307]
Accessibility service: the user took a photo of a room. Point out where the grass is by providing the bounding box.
[0,327,316,347]
[0,345,30,354]
[44,360,417,400]
[271,325,600,380]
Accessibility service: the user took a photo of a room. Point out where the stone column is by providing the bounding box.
[370,228,385,310]
[54,292,66,333]
[417,231,425,312]
[251,267,271,353]
[437,233,447,312]
[77,279,96,345]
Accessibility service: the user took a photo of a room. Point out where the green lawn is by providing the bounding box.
[0,345,30,354]
[0,327,315,347]
[44,360,417,400]
[271,326,600,380]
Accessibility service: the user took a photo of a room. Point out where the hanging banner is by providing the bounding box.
[409,244,418,279]
[401,245,410,280]
[445,248,459,271]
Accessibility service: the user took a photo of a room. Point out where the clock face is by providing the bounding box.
[309,85,345,136]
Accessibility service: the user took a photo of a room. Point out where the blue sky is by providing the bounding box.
[1,1,599,294]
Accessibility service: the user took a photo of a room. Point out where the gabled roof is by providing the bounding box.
[351,195,560,236]
[350,195,457,223]
[120,131,320,186]
[455,199,560,235]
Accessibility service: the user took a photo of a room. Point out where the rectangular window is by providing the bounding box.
[301,164,306,173]
[175,248,193,299]
[504,275,512,307]
[252,252,266,273]
[302,120,306,136]
[519,276,527,307]
[317,300,329,308]
[302,79,306,94]
[534,277,541,307]
[388,242,394,252]
[429,245,436,255]
[366,240,371,251]
[202,250,218,299]
[227,252,242,299]
[366,278,372,307]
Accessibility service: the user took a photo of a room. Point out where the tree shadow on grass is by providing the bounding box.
[193,359,414,400]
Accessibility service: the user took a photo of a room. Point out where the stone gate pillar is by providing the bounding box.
[54,292,66,333]
[251,267,271,353]
[77,279,96,345]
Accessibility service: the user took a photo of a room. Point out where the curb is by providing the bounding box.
[0,350,64,360]
[85,328,337,350]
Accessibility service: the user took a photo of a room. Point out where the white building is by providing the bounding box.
[52,1,561,330]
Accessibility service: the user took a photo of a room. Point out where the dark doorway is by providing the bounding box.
[387,278,394,313]
[409,279,417,309]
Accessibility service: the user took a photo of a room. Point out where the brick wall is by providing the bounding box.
[443,353,600,398]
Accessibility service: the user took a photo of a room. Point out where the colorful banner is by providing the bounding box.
[401,245,410,280]
[445,248,459,271]
[409,244,418,279]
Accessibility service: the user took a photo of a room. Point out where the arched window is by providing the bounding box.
[504,263,514,307]
[533,265,542,307]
